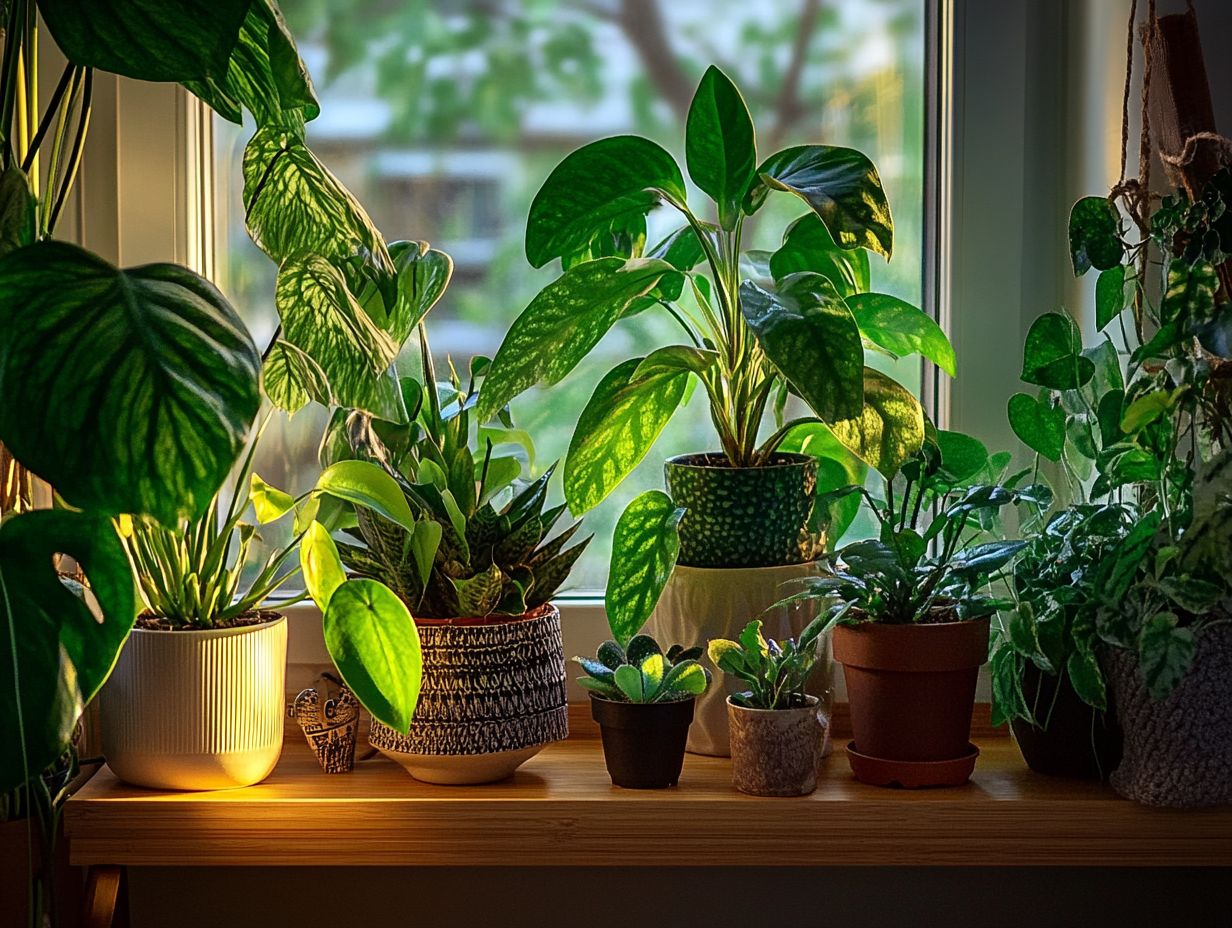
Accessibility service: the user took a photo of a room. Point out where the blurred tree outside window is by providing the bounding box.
[214,0,926,593]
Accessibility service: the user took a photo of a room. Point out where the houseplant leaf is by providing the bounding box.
[769,213,870,297]
[1068,196,1123,275]
[1138,612,1195,700]
[0,241,260,524]
[740,272,864,421]
[685,65,757,230]
[605,491,685,647]
[385,242,454,344]
[1095,265,1127,331]
[828,368,925,477]
[262,340,330,414]
[0,166,36,257]
[0,510,135,792]
[525,136,688,267]
[300,521,347,608]
[745,145,894,259]
[1008,393,1065,461]
[315,460,418,533]
[477,257,678,422]
[847,292,956,376]
[565,358,688,514]
[1021,312,1094,390]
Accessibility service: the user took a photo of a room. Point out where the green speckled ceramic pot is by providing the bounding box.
[664,452,817,568]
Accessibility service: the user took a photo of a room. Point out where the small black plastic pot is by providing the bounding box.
[590,695,696,789]
[1011,662,1122,780]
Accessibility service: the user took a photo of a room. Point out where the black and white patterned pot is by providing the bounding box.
[664,452,818,568]
[369,604,568,784]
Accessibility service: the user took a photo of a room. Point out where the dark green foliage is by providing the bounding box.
[709,616,832,710]
[574,635,710,704]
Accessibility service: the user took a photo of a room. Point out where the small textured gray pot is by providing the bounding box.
[727,695,824,797]
[665,453,817,568]
[1103,624,1232,808]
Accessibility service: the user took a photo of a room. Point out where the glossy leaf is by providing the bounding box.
[847,292,956,376]
[565,359,688,515]
[300,521,347,609]
[935,430,989,483]
[746,145,894,259]
[262,340,329,414]
[632,345,719,380]
[0,510,135,792]
[605,491,685,646]
[525,136,688,268]
[386,242,454,344]
[249,473,296,523]
[1160,260,1217,326]
[646,224,707,272]
[323,579,422,732]
[685,65,756,229]
[1069,196,1123,275]
[1008,393,1065,461]
[827,368,925,477]
[1095,265,1127,331]
[315,460,418,533]
[1138,613,1195,700]
[477,258,677,422]
[1020,313,1094,390]
[0,241,260,524]
[1067,647,1107,711]
[769,213,870,297]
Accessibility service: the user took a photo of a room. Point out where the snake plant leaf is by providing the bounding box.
[385,242,454,344]
[605,491,685,647]
[0,241,260,524]
[847,293,956,377]
[38,0,249,82]
[243,127,393,282]
[565,358,689,515]
[769,213,870,297]
[0,510,135,792]
[686,65,757,230]
[262,340,330,414]
[477,257,678,423]
[1008,393,1065,461]
[275,253,402,420]
[828,368,925,478]
[1020,312,1095,391]
[323,579,422,732]
[182,0,319,127]
[451,563,505,617]
[300,521,347,609]
[315,460,418,533]
[0,167,36,258]
[1068,196,1123,276]
[525,136,688,267]
[740,272,865,422]
[745,145,894,259]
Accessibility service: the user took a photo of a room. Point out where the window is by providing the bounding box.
[213,0,928,592]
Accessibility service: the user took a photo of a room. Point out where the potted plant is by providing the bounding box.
[477,65,947,755]
[708,615,833,796]
[778,429,1030,787]
[575,635,710,789]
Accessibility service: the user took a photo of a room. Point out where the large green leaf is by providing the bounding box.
[477,257,678,422]
[847,292,956,376]
[685,65,756,230]
[565,358,688,515]
[274,253,402,420]
[0,510,135,792]
[1020,312,1095,391]
[740,272,864,421]
[314,460,417,533]
[0,242,260,524]
[1007,393,1065,461]
[525,136,688,268]
[182,0,319,127]
[38,0,248,82]
[300,521,347,609]
[385,242,454,344]
[323,579,422,732]
[605,491,685,647]
[746,145,894,259]
[769,213,870,298]
[1068,196,1123,276]
[828,368,925,477]
[243,128,393,279]
[262,340,329,414]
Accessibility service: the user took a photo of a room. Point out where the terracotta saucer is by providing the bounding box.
[846,742,980,788]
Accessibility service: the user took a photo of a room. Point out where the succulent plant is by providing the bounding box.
[709,616,830,710]
[574,635,710,704]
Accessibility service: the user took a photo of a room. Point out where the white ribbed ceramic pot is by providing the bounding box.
[100,616,287,790]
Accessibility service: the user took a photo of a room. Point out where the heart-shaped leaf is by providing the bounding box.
[477,257,678,422]
[1020,312,1094,390]
[605,491,685,647]
[323,579,423,732]
[385,241,454,344]
[646,224,707,272]
[847,292,956,376]
[828,368,925,477]
[1095,265,1128,331]
[0,510,135,791]
[769,213,870,297]
[746,145,894,259]
[1068,196,1123,276]
[686,65,757,229]
[740,272,865,421]
[1008,393,1065,461]
[935,429,989,483]
[0,241,260,523]
[525,136,688,268]
[263,340,330,414]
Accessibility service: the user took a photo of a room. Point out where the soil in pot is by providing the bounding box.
[833,616,988,788]
[665,452,818,568]
[1011,663,1122,780]
[591,695,695,789]
[727,696,823,797]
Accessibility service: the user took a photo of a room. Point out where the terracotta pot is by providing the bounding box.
[591,695,695,789]
[1011,662,1122,780]
[833,618,989,787]
[727,696,823,797]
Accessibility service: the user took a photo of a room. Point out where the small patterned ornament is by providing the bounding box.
[292,676,360,774]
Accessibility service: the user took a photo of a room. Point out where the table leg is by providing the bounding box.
[83,865,122,928]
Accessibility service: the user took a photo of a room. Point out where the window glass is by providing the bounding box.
[215,0,927,592]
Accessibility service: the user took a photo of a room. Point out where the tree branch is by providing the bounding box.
[616,0,694,119]
[769,0,822,149]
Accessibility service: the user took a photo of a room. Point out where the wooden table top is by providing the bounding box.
[64,725,1232,868]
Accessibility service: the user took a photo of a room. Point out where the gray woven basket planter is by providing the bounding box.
[1104,624,1232,808]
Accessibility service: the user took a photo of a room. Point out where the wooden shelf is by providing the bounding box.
[65,722,1232,869]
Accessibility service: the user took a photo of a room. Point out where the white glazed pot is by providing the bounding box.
[100,615,287,790]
